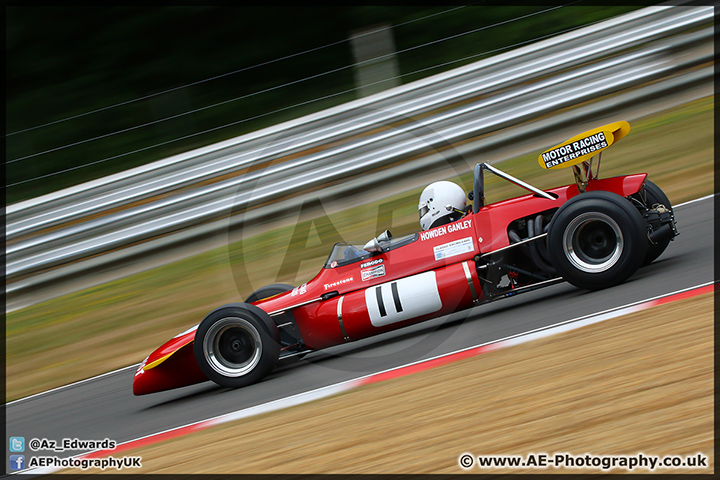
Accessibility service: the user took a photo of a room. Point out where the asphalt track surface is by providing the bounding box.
[6,195,714,469]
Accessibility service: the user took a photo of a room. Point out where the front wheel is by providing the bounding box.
[547,191,647,290]
[194,303,280,388]
[245,283,294,303]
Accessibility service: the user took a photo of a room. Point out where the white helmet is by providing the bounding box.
[418,181,467,231]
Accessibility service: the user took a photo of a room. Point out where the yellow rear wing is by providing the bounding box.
[538,121,630,170]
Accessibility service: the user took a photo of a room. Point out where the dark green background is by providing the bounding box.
[6,5,639,203]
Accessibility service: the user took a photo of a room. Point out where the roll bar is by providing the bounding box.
[472,163,556,214]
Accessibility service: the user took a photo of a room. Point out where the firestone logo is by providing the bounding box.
[324,277,354,290]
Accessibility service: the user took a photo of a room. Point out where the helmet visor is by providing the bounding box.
[419,205,429,220]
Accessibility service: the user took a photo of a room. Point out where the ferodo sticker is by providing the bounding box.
[361,264,386,281]
[433,237,474,261]
[360,259,384,268]
[538,121,630,170]
[365,271,442,327]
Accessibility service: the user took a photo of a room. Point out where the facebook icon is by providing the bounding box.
[10,455,25,471]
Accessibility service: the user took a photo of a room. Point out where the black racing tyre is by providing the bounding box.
[547,191,648,290]
[631,180,674,266]
[245,283,294,303]
[194,303,281,388]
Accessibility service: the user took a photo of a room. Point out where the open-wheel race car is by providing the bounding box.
[133,121,678,395]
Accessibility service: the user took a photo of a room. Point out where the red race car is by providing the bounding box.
[133,121,677,395]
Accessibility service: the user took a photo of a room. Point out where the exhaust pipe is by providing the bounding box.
[648,223,674,244]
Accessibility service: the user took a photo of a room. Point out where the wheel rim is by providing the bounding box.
[203,317,262,377]
[563,212,624,273]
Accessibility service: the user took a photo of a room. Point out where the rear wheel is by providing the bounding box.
[547,191,647,290]
[194,303,280,388]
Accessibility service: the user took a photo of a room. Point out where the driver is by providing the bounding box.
[418,180,468,231]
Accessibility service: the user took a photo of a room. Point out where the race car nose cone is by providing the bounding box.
[132,343,210,395]
[132,366,157,396]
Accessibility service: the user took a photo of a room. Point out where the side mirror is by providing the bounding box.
[377,230,392,242]
[363,230,393,253]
